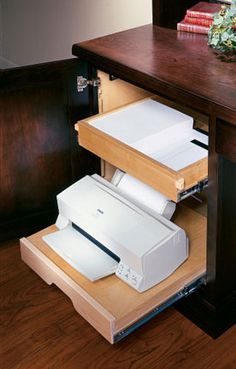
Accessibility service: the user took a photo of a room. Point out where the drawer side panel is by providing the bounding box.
[78,122,181,201]
[20,238,115,343]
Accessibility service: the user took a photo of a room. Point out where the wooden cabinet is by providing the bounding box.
[0,60,100,241]
[21,81,209,343]
[70,20,235,338]
[19,0,235,342]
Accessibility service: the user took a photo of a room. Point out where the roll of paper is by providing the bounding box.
[111,169,176,220]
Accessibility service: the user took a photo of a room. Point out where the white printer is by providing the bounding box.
[43,174,188,292]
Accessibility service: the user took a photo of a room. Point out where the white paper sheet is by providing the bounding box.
[112,170,176,220]
[149,130,208,171]
[89,98,208,171]
[91,99,193,144]
[43,225,118,281]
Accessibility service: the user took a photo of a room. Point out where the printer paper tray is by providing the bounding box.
[76,99,208,202]
[20,205,206,344]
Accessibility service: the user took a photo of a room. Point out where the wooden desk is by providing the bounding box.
[72,25,236,337]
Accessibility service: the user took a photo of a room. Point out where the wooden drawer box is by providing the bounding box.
[76,98,208,202]
[20,203,206,344]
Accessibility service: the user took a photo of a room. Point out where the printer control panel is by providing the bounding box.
[116,262,143,290]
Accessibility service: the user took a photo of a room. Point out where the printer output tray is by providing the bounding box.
[20,204,206,344]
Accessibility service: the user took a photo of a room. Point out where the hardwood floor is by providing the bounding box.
[0,239,235,369]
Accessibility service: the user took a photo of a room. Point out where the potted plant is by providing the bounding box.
[208,0,236,61]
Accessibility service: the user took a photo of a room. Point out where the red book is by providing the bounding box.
[186,2,221,19]
[177,21,209,35]
[184,15,213,27]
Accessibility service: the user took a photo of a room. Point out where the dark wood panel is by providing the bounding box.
[213,156,236,297]
[0,60,100,241]
[1,239,236,369]
[72,25,236,123]
[178,140,236,337]
[152,1,222,29]
[153,0,200,28]
[192,115,236,337]
[176,288,236,338]
[0,83,69,218]
[207,118,236,299]
[177,151,236,337]
[1,59,79,91]
[215,119,236,162]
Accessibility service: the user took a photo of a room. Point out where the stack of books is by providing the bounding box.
[177,2,222,35]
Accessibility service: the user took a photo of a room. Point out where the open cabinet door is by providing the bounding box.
[0,59,100,241]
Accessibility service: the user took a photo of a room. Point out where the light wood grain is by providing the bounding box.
[98,70,152,114]
[179,157,208,190]
[76,111,208,201]
[97,72,208,181]
[1,237,235,369]
[77,119,183,202]
[20,238,115,343]
[20,204,206,342]
[98,71,209,129]
[97,71,152,178]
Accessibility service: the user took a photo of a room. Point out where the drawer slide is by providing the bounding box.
[114,276,205,342]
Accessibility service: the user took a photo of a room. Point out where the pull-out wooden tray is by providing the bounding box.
[76,99,208,202]
[20,204,206,343]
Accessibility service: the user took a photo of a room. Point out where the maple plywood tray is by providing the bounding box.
[20,205,206,343]
[76,98,208,202]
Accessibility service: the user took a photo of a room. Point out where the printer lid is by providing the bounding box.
[58,175,174,258]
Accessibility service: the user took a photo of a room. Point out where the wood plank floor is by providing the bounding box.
[0,239,235,369]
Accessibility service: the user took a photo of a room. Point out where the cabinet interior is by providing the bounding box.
[20,70,208,343]
[97,70,208,217]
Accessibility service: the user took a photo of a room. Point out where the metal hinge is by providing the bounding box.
[77,75,101,92]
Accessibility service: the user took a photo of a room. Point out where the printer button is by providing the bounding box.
[117,263,124,273]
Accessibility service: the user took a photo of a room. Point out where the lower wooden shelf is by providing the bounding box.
[20,204,206,343]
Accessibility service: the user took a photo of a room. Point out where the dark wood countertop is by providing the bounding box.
[73,25,236,124]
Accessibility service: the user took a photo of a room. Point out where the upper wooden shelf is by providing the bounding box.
[73,25,236,124]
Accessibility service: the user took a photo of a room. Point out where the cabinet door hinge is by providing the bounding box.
[77,76,101,92]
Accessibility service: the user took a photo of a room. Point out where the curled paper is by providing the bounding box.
[112,169,176,220]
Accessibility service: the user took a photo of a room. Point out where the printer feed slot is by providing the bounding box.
[72,222,120,263]
[191,139,208,151]
[193,127,208,136]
